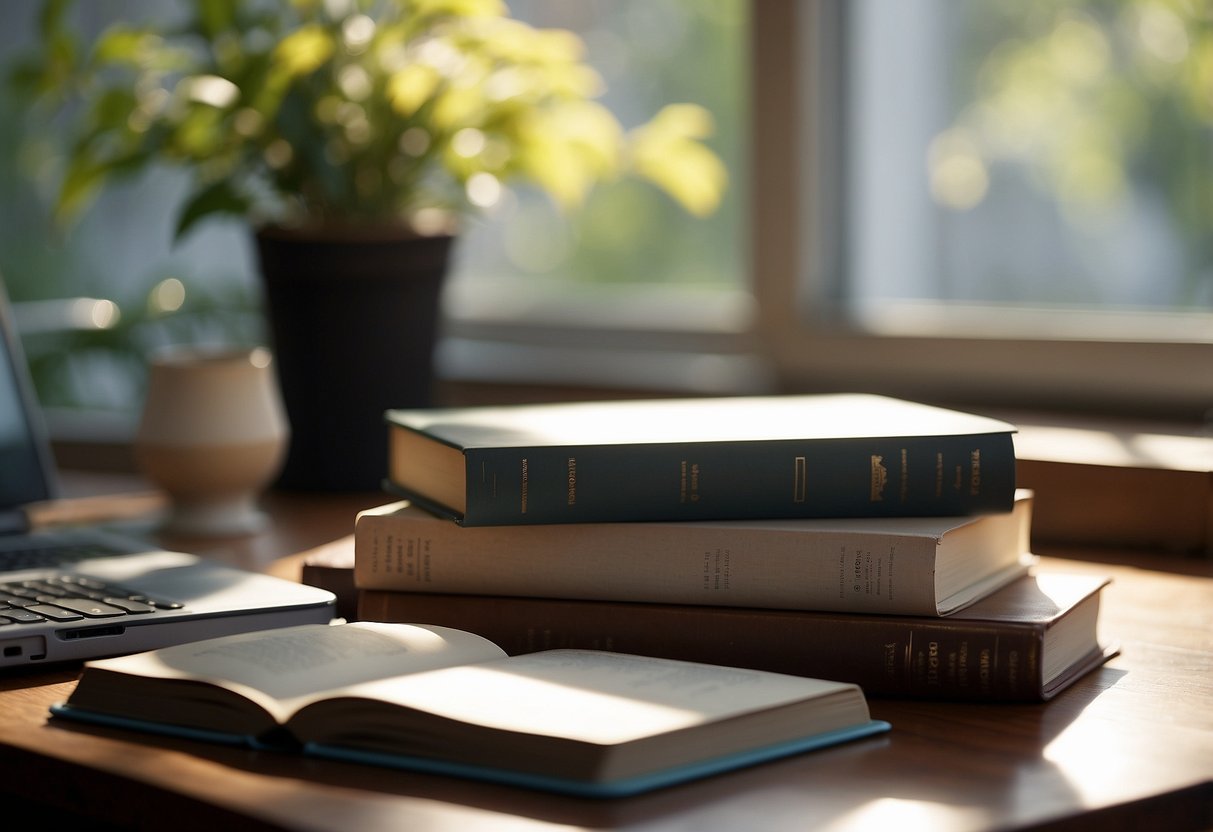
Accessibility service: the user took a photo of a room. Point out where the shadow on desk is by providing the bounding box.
[35,674,1127,832]
[0,665,80,690]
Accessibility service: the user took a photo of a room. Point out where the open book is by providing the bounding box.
[50,622,890,798]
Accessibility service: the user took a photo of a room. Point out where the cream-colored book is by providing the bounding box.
[354,490,1035,615]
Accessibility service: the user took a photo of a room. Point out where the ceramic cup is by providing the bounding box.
[134,346,288,537]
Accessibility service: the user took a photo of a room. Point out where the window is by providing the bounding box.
[448,1,746,296]
[2,0,1209,422]
[847,1,1212,317]
[754,1,1213,418]
[438,0,760,394]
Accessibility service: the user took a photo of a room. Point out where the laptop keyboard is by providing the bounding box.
[0,541,128,572]
[0,575,184,625]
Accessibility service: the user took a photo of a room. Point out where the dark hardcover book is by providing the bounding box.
[384,393,1018,526]
[297,535,358,622]
[358,572,1115,702]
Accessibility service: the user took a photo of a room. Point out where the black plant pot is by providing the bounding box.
[253,226,453,491]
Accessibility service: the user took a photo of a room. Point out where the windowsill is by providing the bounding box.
[843,300,1213,344]
[1006,409,1213,557]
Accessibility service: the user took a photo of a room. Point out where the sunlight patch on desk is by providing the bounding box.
[829,797,989,831]
[1043,717,1151,801]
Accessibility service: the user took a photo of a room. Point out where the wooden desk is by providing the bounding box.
[1,490,1210,831]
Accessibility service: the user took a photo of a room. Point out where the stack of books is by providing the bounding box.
[351,393,1116,702]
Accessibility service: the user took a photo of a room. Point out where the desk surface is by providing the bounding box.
[2,487,1211,832]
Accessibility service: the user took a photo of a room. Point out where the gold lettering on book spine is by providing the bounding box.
[899,448,909,502]
[970,449,982,495]
[870,455,888,502]
[926,641,940,687]
[520,458,529,514]
[978,647,992,694]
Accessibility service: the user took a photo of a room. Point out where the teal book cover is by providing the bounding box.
[49,702,890,798]
[385,393,1017,525]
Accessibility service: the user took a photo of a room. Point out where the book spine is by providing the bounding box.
[301,563,359,623]
[440,431,1015,525]
[357,592,1048,702]
[353,510,949,615]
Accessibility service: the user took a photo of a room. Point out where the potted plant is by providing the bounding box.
[14,0,726,490]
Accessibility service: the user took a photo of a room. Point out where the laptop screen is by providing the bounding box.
[0,278,58,512]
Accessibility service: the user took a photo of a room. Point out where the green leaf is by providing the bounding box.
[388,64,441,117]
[175,179,251,238]
[428,88,473,130]
[38,0,73,41]
[167,103,228,158]
[54,145,156,224]
[56,158,108,223]
[411,0,507,20]
[90,88,139,131]
[195,0,239,39]
[634,140,727,217]
[93,26,155,65]
[628,104,727,217]
[272,24,334,77]
[7,59,47,95]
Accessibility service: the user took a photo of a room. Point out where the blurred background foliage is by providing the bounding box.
[8,0,1204,419]
[932,0,1212,305]
[13,0,726,235]
[448,1,745,292]
[0,0,744,415]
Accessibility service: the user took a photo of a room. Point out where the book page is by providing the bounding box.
[83,622,507,721]
[334,649,857,744]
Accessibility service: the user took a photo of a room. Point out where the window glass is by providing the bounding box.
[847,0,1212,321]
[446,1,748,324]
[0,2,259,411]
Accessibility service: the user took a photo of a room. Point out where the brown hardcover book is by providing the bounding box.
[358,572,1115,702]
[294,535,358,622]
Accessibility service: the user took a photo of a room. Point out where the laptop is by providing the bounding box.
[0,277,337,669]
